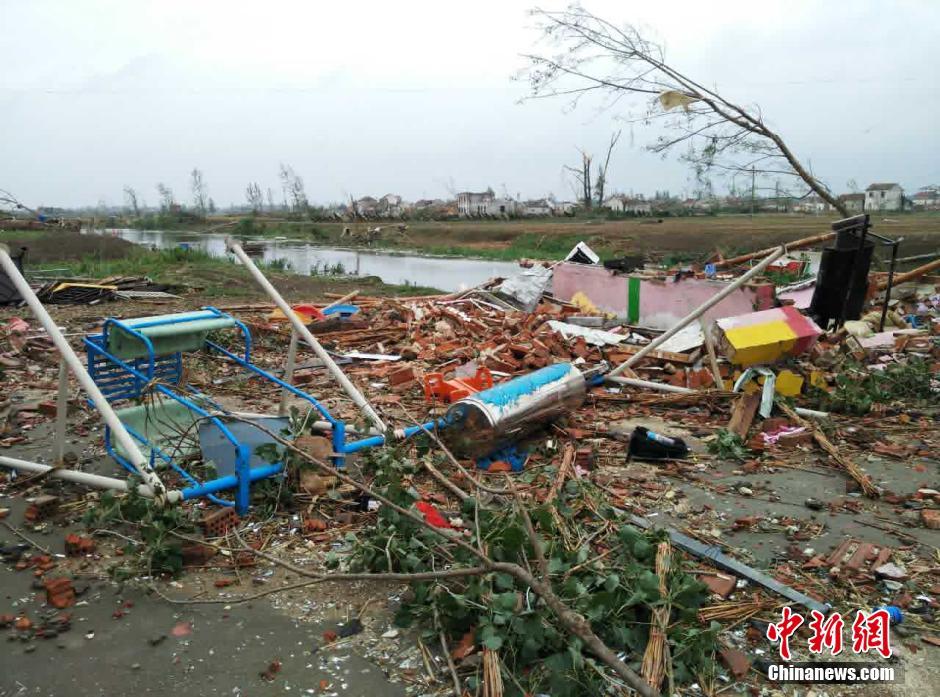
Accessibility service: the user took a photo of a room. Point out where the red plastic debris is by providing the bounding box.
[415,501,451,528]
[423,366,494,403]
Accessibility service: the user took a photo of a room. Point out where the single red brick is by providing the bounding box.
[698,573,736,598]
[387,365,416,386]
[719,647,751,679]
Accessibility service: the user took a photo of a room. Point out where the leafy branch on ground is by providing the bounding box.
[707,429,750,461]
[808,357,938,415]
[348,448,716,696]
[83,476,197,577]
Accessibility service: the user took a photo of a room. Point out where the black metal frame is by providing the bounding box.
[831,214,900,332]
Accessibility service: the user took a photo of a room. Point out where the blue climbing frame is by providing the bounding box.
[84,307,438,513]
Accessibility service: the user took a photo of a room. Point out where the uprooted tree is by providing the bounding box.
[523,4,848,216]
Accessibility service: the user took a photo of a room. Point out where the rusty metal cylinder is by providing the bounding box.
[441,362,599,458]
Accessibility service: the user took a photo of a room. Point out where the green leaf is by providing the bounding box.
[483,634,503,650]
[633,537,652,560]
[494,572,515,590]
[493,592,519,613]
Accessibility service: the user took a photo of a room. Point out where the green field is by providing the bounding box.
[215,212,940,264]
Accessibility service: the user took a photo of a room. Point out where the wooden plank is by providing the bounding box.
[727,393,760,439]
[606,343,697,365]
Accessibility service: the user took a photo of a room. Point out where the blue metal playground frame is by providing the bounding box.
[84,307,437,513]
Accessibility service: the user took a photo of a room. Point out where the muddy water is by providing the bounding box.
[89,228,520,292]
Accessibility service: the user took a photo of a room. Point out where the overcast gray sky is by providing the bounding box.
[1,0,937,208]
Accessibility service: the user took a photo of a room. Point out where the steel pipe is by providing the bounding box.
[0,455,181,502]
[606,375,828,418]
[0,244,167,501]
[226,239,388,433]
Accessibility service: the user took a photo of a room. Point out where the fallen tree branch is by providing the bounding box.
[220,415,660,697]
[152,555,490,605]
[1,520,51,554]
[504,473,548,581]
[421,454,470,503]
[434,606,463,697]
[397,404,519,496]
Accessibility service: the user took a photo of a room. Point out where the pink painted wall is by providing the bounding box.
[552,262,776,330]
[551,263,628,316]
[638,277,775,330]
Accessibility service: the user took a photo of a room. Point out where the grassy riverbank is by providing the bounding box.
[0,230,442,300]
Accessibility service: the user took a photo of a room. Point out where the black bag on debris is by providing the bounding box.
[0,247,26,305]
[628,426,689,460]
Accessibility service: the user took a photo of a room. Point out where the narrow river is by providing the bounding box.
[88,228,521,292]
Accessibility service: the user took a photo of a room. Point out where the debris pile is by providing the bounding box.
[1,217,938,695]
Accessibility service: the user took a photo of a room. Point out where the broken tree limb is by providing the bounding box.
[714,232,834,269]
[608,247,785,378]
[220,415,660,697]
[422,455,471,503]
[777,402,878,498]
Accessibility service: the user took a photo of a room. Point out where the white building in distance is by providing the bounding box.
[865,183,904,212]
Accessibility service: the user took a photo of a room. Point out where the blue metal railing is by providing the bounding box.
[85,307,440,513]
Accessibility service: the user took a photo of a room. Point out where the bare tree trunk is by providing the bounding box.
[595,130,622,207]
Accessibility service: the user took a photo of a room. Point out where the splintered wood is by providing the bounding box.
[641,540,672,690]
[482,647,504,697]
[777,402,878,497]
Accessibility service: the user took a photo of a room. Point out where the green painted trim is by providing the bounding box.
[627,277,640,324]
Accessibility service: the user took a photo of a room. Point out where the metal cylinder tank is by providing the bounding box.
[441,362,599,458]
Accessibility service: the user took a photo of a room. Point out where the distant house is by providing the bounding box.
[604,195,652,215]
[552,201,577,216]
[521,199,553,217]
[354,196,379,217]
[456,189,515,217]
[378,194,404,218]
[457,189,494,217]
[865,183,904,212]
[795,195,829,214]
[912,187,940,210]
[837,193,866,213]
